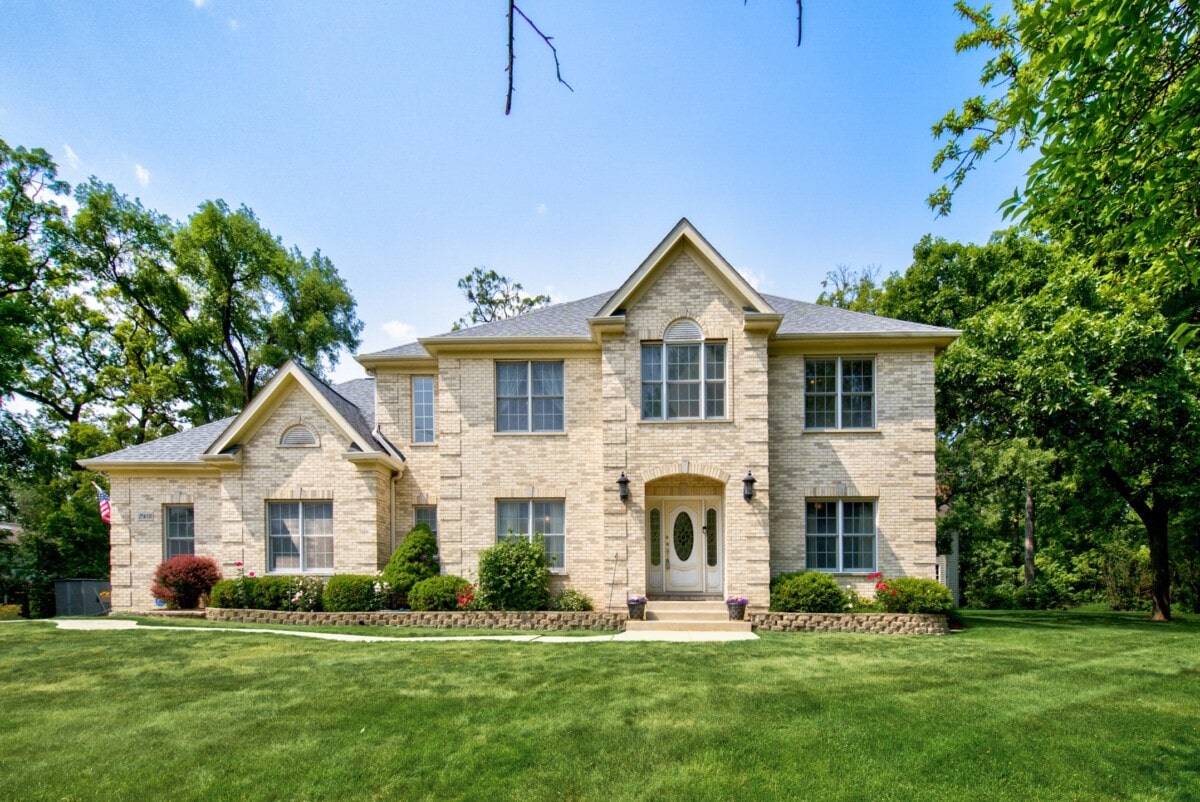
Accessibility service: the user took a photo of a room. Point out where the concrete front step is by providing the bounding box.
[646,611,734,622]
[645,601,728,614]
[625,619,753,633]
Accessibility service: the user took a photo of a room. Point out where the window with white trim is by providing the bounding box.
[412,375,435,443]
[805,499,876,573]
[496,362,564,432]
[414,505,437,534]
[268,501,334,573]
[804,357,875,429]
[164,505,195,559]
[496,499,565,570]
[641,319,726,420]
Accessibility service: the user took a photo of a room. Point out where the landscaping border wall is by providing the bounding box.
[750,611,949,635]
[205,607,626,631]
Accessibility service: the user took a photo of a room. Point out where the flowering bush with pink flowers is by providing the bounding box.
[871,574,953,614]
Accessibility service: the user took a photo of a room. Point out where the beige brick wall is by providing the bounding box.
[108,386,391,612]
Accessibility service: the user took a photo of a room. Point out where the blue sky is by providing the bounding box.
[2,0,1026,383]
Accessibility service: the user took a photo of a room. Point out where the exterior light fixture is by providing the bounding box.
[617,472,630,502]
[743,471,757,502]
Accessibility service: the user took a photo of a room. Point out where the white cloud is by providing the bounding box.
[382,320,417,341]
[63,144,82,169]
[536,203,547,215]
[229,18,240,31]
[134,163,151,187]
[191,0,210,8]
[738,266,770,292]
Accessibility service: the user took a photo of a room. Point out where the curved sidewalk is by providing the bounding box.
[51,617,757,643]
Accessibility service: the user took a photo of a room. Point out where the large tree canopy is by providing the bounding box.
[930,0,1200,342]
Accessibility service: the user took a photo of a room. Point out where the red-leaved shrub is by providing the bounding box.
[151,556,222,609]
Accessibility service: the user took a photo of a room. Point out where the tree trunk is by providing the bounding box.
[1023,480,1036,587]
[1146,501,1171,622]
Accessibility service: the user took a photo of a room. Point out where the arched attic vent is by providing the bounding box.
[280,424,319,447]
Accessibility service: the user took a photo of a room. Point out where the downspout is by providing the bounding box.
[390,473,399,555]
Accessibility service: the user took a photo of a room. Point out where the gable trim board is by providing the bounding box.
[85,219,957,612]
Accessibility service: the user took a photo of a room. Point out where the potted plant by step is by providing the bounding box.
[627,596,648,620]
[726,596,749,621]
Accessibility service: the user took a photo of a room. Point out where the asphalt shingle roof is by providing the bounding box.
[89,375,378,464]
[761,295,958,335]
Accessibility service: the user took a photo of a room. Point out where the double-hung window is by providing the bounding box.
[164,505,195,559]
[268,501,334,573]
[641,319,726,420]
[496,362,564,432]
[413,505,437,534]
[412,375,435,443]
[805,500,876,573]
[804,357,875,429]
[496,499,565,570]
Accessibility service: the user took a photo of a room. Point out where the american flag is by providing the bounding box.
[93,483,112,524]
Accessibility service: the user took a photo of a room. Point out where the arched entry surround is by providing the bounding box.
[645,472,725,597]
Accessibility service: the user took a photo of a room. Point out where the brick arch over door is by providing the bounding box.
[641,461,731,485]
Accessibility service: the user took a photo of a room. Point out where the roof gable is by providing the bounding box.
[596,218,774,319]
[206,361,380,457]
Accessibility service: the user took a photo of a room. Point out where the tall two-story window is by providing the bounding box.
[804,357,875,429]
[268,501,334,573]
[641,319,726,420]
[805,499,876,573]
[496,499,565,570]
[496,362,564,432]
[412,375,435,443]
[164,505,195,559]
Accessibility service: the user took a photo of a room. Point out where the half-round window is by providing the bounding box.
[280,425,318,447]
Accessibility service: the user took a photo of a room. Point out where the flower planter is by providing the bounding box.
[726,603,747,621]
[627,602,647,620]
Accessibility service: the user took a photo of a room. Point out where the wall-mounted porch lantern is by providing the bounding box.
[617,472,630,502]
[742,471,757,502]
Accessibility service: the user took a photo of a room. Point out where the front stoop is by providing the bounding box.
[624,601,753,633]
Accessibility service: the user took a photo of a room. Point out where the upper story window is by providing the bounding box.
[280,424,318,447]
[164,505,195,559]
[412,375,435,443]
[496,362,564,432]
[804,357,875,429]
[641,319,726,420]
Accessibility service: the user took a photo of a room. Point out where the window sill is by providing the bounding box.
[409,442,438,448]
[266,571,335,577]
[493,431,567,437]
[803,428,882,435]
[638,418,733,425]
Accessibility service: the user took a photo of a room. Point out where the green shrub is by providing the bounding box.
[250,576,294,610]
[551,588,594,612]
[209,579,239,608]
[408,575,471,611]
[478,537,551,611]
[769,572,847,613]
[0,604,21,620]
[323,575,388,612]
[383,524,440,605]
[875,576,953,614]
[150,555,222,609]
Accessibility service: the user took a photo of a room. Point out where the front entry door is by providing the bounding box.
[665,502,703,593]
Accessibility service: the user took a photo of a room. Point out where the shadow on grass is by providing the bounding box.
[961,608,1198,634]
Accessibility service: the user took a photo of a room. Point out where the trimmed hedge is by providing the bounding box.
[769,571,847,613]
[323,575,389,612]
[408,575,471,611]
[551,588,594,612]
[874,576,953,614]
[209,576,325,611]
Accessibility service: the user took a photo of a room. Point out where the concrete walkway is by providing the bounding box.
[51,618,758,643]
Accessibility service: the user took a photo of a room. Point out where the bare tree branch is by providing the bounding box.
[505,1,573,116]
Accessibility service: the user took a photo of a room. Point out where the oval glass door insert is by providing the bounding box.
[673,512,694,561]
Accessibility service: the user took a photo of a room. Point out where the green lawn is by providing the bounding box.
[1,611,1197,801]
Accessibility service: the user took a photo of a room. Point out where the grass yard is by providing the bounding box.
[1,611,1197,801]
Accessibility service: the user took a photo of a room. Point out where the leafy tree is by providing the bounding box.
[815,265,884,313]
[930,0,1200,343]
[0,138,68,396]
[452,267,550,330]
[174,200,363,412]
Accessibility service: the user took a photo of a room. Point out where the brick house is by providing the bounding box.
[82,219,958,612]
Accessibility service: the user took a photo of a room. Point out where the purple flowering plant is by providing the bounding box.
[627,596,647,604]
[726,596,749,606]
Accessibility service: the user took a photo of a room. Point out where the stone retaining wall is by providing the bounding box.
[205,608,626,631]
[750,611,948,635]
